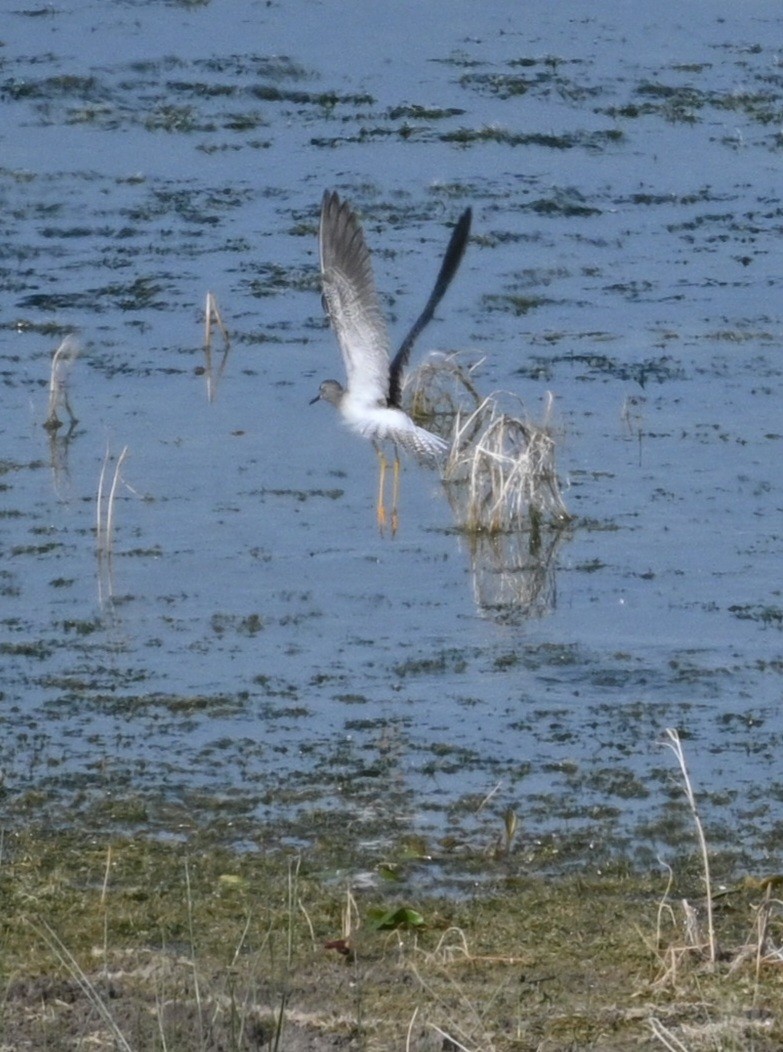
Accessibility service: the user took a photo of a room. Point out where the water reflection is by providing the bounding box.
[46,420,79,501]
[408,353,572,622]
[454,522,569,624]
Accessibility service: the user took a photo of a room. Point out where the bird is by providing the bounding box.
[311,190,472,535]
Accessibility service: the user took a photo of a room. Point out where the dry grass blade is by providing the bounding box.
[728,882,783,978]
[648,1015,690,1052]
[96,443,111,552]
[404,354,570,534]
[444,396,569,532]
[203,290,231,402]
[662,728,716,967]
[427,1024,480,1052]
[96,444,134,606]
[405,1005,419,1052]
[403,351,484,426]
[25,917,134,1052]
[183,859,204,1044]
[105,446,129,557]
[96,444,131,558]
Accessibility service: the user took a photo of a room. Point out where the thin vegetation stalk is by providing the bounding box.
[44,335,79,432]
[663,727,716,966]
[26,917,133,1052]
[648,1015,690,1052]
[428,1023,478,1052]
[271,855,302,1052]
[287,855,300,968]
[155,992,170,1052]
[271,989,288,1052]
[654,856,676,956]
[405,354,570,532]
[105,445,129,558]
[203,290,231,402]
[96,444,110,552]
[184,859,205,1047]
[405,1005,419,1052]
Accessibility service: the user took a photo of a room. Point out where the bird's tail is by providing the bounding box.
[411,425,449,464]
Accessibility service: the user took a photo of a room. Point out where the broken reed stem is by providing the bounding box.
[104,446,129,558]
[25,918,133,1052]
[184,859,204,1042]
[204,290,214,349]
[654,856,676,956]
[405,1006,420,1052]
[755,883,772,986]
[44,335,79,431]
[96,445,111,552]
[203,291,231,402]
[96,445,129,559]
[648,1015,690,1052]
[663,727,716,966]
[204,290,230,351]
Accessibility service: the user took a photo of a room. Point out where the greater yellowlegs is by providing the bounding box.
[311,190,472,534]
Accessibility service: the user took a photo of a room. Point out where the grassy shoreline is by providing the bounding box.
[1,828,781,1050]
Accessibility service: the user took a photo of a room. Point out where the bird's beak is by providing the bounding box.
[309,392,321,405]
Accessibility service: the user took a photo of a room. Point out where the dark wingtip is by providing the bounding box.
[455,206,473,240]
[387,203,473,406]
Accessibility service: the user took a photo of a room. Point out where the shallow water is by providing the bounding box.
[1,0,782,875]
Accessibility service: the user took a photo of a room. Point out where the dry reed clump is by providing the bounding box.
[403,351,484,426]
[444,395,569,533]
[403,352,571,534]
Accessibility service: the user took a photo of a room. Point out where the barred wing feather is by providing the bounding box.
[319,191,391,408]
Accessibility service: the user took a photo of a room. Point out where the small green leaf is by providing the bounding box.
[369,906,426,931]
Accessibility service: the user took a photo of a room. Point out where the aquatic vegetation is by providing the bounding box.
[404,353,570,532]
[201,290,230,401]
[43,334,79,432]
[440,125,623,150]
[96,444,129,560]
[444,397,569,531]
[729,603,783,627]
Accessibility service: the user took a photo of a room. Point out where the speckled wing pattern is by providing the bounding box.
[319,191,391,407]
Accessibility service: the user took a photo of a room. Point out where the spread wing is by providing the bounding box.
[319,191,391,407]
[388,206,472,408]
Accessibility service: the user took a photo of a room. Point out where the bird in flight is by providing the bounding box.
[311,190,472,535]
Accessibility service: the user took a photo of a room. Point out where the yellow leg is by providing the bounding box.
[391,452,401,537]
[375,447,387,535]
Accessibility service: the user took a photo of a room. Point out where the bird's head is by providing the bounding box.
[310,379,345,407]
